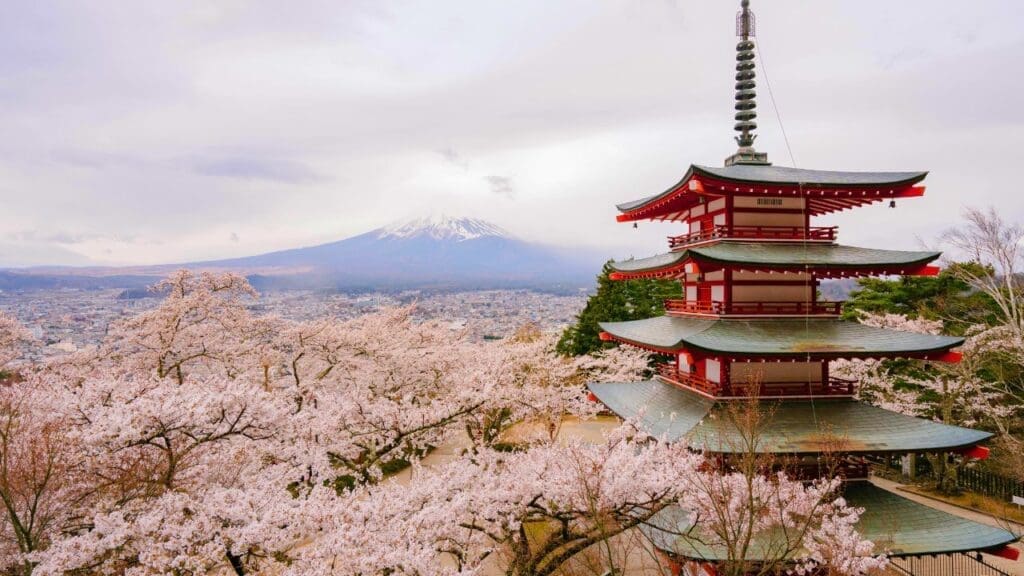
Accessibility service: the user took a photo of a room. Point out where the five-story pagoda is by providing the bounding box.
[587,2,1019,573]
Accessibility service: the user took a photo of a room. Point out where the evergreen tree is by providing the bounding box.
[557,261,681,356]
[842,262,997,336]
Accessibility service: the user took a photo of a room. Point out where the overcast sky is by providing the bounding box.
[1,1,1021,267]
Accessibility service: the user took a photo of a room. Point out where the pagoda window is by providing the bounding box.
[678,353,693,373]
[705,359,722,384]
[711,285,725,302]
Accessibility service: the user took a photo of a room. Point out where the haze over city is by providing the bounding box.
[2,1,1021,268]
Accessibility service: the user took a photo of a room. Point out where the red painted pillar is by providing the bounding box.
[724,268,733,313]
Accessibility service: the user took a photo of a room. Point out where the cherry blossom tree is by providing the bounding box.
[943,208,1024,452]
[101,270,264,383]
[944,207,1024,348]
[0,315,87,576]
[649,397,886,576]
[11,272,883,576]
[291,422,885,576]
[0,313,32,375]
[833,312,1019,493]
[0,384,88,576]
[17,272,650,575]
[658,472,883,576]
[291,428,703,576]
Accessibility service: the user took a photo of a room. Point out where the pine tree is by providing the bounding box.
[556,261,682,356]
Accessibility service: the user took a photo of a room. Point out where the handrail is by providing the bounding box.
[664,300,842,316]
[658,364,856,398]
[656,364,721,395]
[730,378,856,397]
[668,225,837,249]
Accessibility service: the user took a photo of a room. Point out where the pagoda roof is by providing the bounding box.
[587,379,990,454]
[598,316,963,359]
[644,481,1017,561]
[609,242,940,279]
[616,164,928,221]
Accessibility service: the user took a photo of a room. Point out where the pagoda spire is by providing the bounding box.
[725,0,770,166]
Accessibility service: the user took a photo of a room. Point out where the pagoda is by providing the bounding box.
[587,2,1020,573]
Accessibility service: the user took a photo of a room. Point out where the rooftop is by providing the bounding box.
[599,316,963,358]
[645,481,1016,560]
[616,165,928,221]
[587,379,990,454]
[609,241,940,278]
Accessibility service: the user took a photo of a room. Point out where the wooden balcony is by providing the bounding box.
[656,364,722,396]
[668,225,837,249]
[730,378,856,397]
[657,364,856,398]
[664,300,842,316]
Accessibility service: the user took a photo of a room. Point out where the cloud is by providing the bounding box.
[485,175,515,199]
[190,156,323,184]
[6,230,138,245]
[437,147,469,170]
[0,0,1021,266]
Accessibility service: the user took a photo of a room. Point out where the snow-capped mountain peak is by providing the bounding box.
[377,215,511,242]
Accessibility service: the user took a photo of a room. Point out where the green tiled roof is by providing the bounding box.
[587,380,991,454]
[610,242,940,273]
[693,165,927,187]
[644,482,1016,561]
[600,316,963,357]
[616,165,927,213]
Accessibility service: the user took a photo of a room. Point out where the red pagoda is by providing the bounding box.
[587,2,1020,573]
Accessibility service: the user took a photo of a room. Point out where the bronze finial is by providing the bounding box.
[726,0,770,166]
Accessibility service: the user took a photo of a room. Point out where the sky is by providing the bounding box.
[1,0,1022,267]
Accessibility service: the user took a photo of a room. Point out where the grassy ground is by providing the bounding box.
[899,483,1024,525]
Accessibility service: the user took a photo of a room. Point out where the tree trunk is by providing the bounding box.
[226,551,246,575]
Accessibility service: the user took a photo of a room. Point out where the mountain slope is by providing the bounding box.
[1,216,602,291]
[196,215,600,290]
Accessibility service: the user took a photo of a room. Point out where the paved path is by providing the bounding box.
[871,476,1024,575]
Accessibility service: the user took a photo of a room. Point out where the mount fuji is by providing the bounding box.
[0,215,601,292]
[217,214,600,291]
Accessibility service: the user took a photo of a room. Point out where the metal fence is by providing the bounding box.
[872,454,1024,503]
[959,466,1024,504]
[888,552,1011,576]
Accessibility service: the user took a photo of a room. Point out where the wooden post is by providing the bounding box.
[901,453,917,480]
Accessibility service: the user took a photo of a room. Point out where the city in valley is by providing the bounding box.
[0,287,588,362]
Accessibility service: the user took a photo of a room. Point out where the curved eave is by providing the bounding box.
[644,482,1016,561]
[608,244,941,280]
[691,165,928,188]
[587,380,992,455]
[598,317,964,360]
[615,165,928,222]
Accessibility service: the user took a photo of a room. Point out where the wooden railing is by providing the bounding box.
[657,364,856,398]
[730,377,856,397]
[668,225,837,249]
[664,300,842,316]
[656,364,722,395]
